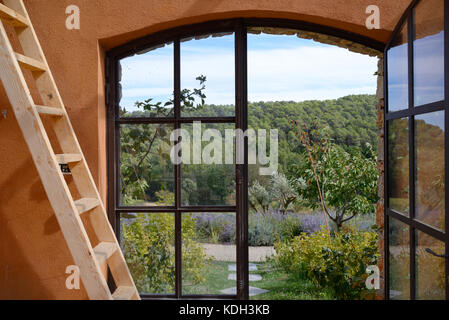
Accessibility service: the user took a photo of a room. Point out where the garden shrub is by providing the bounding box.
[182,214,213,286]
[122,213,209,293]
[248,214,276,246]
[247,212,303,246]
[190,211,302,247]
[275,227,379,299]
[298,212,376,234]
[192,213,236,244]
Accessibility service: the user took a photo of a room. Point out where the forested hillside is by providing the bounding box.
[183,94,378,176]
[120,94,378,205]
[183,94,378,147]
[247,94,378,175]
[248,94,377,147]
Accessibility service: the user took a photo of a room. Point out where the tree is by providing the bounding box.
[249,173,305,215]
[120,76,207,204]
[293,120,379,231]
[248,180,271,214]
[269,172,303,214]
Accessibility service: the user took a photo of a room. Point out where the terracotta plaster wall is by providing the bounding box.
[0,0,410,299]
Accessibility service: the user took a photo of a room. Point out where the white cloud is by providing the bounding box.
[119,39,378,109]
[122,87,173,98]
[248,45,377,101]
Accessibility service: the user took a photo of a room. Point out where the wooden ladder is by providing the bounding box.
[0,0,139,300]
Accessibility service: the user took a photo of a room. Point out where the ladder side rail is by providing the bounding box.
[5,0,140,298]
[0,19,112,300]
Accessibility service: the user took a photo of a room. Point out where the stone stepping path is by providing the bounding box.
[220,286,269,297]
[228,273,262,281]
[222,263,268,296]
[228,263,258,272]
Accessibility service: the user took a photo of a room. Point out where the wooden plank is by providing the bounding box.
[0,17,112,300]
[15,52,46,72]
[112,286,135,300]
[0,3,28,28]
[93,242,117,264]
[74,198,100,215]
[35,105,64,116]
[55,153,82,164]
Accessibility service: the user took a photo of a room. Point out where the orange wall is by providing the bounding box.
[0,0,410,299]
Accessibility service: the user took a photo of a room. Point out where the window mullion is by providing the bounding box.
[235,20,249,301]
[407,11,416,300]
[174,37,182,299]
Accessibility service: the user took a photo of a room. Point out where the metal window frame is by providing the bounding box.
[106,18,385,300]
[384,0,449,300]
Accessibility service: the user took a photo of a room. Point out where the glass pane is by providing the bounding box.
[119,42,174,117]
[119,124,174,206]
[181,33,235,117]
[120,213,175,294]
[388,217,410,300]
[415,111,445,230]
[416,231,445,299]
[413,0,444,106]
[387,23,409,112]
[180,123,236,206]
[182,212,236,295]
[388,118,410,215]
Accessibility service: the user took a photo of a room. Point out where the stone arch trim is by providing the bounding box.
[105,18,385,58]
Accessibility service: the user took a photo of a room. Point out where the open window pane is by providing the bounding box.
[121,213,175,294]
[416,231,445,300]
[413,0,444,106]
[388,217,410,300]
[181,33,235,117]
[119,124,174,206]
[119,42,174,117]
[180,123,236,206]
[415,111,445,230]
[387,23,409,112]
[182,212,237,295]
[388,118,410,215]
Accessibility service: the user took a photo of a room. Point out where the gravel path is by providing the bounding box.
[202,244,276,262]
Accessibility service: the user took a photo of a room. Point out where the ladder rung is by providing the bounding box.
[35,105,64,116]
[74,198,100,215]
[15,52,46,72]
[93,242,117,264]
[0,3,28,28]
[55,154,82,164]
[112,286,135,300]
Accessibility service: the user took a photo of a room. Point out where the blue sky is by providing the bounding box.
[119,33,378,112]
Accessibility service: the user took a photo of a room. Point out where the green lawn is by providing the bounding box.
[183,261,235,295]
[183,260,334,300]
[250,260,334,300]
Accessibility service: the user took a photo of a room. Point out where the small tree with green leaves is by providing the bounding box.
[120,76,207,205]
[292,120,379,231]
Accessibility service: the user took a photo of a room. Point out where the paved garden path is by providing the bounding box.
[220,286,269,296]
[220,262,269,297]
[202,244,276,262]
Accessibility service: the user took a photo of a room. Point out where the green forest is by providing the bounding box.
[120,93,383,298]
[119,94,379,207]
[120,89,445,298]
[247,94,378,175]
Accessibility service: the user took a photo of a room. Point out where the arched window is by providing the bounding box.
[107,19,383,299]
